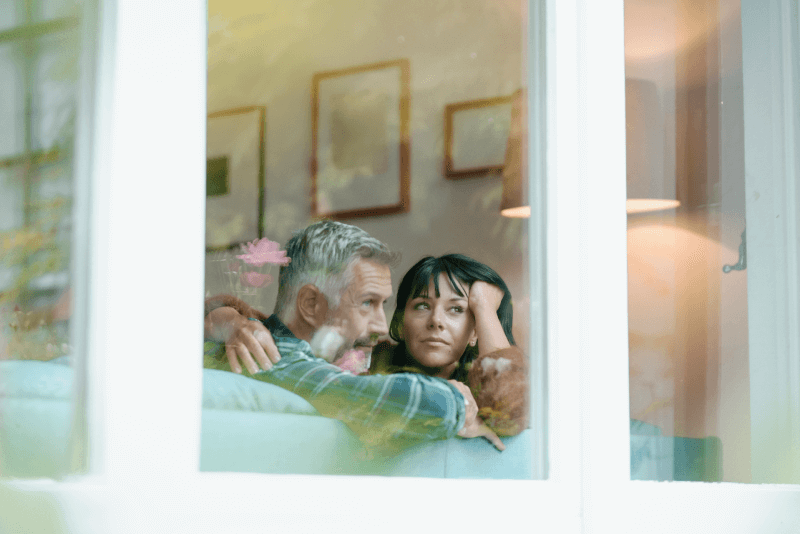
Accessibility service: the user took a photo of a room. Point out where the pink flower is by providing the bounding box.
[334,349,369,374]
[236,238,291,267]
[240,271,273,288]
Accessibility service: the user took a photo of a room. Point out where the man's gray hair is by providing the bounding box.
[273,220,399,322]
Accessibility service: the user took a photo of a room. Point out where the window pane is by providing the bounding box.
[203,0,541,479]
[626,0,800,483]
[0,1,24,33]
[0,43,25,159]
[0,1,91,478]
[31,29,80,152]
[34,0,80,24]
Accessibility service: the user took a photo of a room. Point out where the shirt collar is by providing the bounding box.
[264,314,297,340]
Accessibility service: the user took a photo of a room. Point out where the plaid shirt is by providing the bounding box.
[204,315,466,449]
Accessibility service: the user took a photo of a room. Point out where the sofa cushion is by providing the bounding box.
[201,409,372,475]
[200,407,535,479]
[0,398,72,477]
[630,418,662,436]
[201,368,318,415]
[6,361,725,480]
[0,360,318,416]
[0,360,73,400]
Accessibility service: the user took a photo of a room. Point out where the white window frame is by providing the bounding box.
[3,0,800,532]
[741,0,800,484]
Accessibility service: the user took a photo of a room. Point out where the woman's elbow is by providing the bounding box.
[468,346,530,437]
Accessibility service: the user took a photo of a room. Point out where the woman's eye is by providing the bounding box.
[413,302,429,310]
[451,306,464,313]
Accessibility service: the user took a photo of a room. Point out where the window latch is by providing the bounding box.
[723,228,747,273]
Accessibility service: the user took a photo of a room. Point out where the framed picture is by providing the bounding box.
[206,106,265,250]
[444,93,516,179]
[311,59,410,220]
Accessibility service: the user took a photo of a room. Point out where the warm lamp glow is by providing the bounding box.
[501,206,531,218]
[500,89,530,218]
[626,79,679,216]
[626,199,681,214]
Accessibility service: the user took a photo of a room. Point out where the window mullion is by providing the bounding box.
[570,0,631,528]
[84,0,206,481]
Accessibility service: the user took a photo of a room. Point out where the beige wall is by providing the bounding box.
[206,0,530,351]
[625,0,750,482]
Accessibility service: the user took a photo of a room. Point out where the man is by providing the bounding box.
[204,220,502,450]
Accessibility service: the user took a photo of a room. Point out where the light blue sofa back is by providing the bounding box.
[1,360,534,479]
[1,360,720,480]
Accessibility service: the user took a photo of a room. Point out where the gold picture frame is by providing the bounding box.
[444,93,516,179]
[311,59,410,220]
[205,106,266,251]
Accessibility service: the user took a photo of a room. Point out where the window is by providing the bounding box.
[0,0,90,478]
[2,1,799,532]
[626,0,800,484]
[201,0,545,480]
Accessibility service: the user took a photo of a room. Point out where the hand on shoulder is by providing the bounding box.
[204,305,281,375]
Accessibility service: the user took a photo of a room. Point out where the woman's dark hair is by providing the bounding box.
[388,254,515,382]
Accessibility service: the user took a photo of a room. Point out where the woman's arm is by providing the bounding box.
[467,282,528,436]
[205,294,269,322]
[468,281,511,356]
[467,346,529,436]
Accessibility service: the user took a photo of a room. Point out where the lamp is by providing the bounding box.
[626,78,680,214]
[500,88,530,218]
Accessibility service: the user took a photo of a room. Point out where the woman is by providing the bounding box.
[371,254,528,437]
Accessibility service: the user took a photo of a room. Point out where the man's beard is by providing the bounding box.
[352,334,378,357]
[309,326,374,373]
[309,327,373,357]
[309,326,347,362]
[330,335,374,364]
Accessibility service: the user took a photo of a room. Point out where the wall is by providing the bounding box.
[625,0,751,482]
[205,0,530,351]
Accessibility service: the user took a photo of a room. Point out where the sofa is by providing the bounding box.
[0,358,719,480]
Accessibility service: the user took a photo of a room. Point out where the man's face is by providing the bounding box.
[326,259,393,359]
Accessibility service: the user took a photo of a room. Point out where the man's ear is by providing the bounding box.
[296,284,329,329]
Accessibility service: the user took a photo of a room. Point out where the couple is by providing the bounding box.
[204,220,527,451]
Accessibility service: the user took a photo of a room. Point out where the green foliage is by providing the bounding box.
[1,191,71,361]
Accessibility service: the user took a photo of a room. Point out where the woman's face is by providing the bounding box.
[402,273,478,378]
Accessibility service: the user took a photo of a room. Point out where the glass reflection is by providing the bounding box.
[203,0,538,479]
[626,0,799,483]
[0,0,87,478]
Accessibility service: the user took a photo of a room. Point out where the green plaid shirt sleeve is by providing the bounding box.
[207,337,466,447]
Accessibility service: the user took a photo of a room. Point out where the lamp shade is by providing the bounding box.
[501,88,530,218]
[626,78,680,214]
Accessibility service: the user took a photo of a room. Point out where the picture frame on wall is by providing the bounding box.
[311,59,410,220]
[206,106,265,250]
[444,93,516,179]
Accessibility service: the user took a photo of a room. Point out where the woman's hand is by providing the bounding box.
[205,307,281,374]
[468,281,504,314]
[449,380,506,451]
